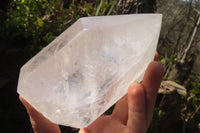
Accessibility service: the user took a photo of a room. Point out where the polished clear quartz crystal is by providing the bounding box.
[17,14,162,128]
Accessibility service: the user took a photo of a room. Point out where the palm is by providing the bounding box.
[80,115,126,133]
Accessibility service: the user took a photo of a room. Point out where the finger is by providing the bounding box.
[142,62,163,127]
[79,128,88,133]
[126,82,146,133]
[112,55,160,125]
[112,94,128,124]
[154,51,159,61]
[19,96,61,133]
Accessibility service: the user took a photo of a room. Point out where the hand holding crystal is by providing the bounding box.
[19,53,163,133]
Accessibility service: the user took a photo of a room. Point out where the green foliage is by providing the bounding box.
[4,0,57,56]
[158,53,200,132]
[187,74,200,107]
[43,32,56,44]
[107,0,117,15]
[174,79,181,84]
[159,54,176,66]
[179,73,200,132]
[95,0,103,16]
[152,107,165,123]
[4,0,90,57]
[159,54,177,80]
[162,76,168,81]
[3,0,117,58]
[7,0,55,37]
[148,107,165,132]
[95,0,116,16]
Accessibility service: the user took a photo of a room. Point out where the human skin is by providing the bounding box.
[19,52,163,133]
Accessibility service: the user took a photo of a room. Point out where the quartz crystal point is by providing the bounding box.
[17,14,162,128]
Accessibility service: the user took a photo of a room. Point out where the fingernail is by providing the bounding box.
[130,81,142,88]
[130,81,139,86]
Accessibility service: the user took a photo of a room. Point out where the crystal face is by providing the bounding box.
[17,14,162,128]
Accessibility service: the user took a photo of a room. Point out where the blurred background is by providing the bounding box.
[0,0,199,133]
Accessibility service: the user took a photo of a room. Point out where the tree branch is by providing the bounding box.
[180,10,200,64]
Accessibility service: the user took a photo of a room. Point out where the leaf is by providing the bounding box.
[37,17,44,27]
[95,0,103,16]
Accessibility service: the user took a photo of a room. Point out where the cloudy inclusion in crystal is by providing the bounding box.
[17,14,162,128]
